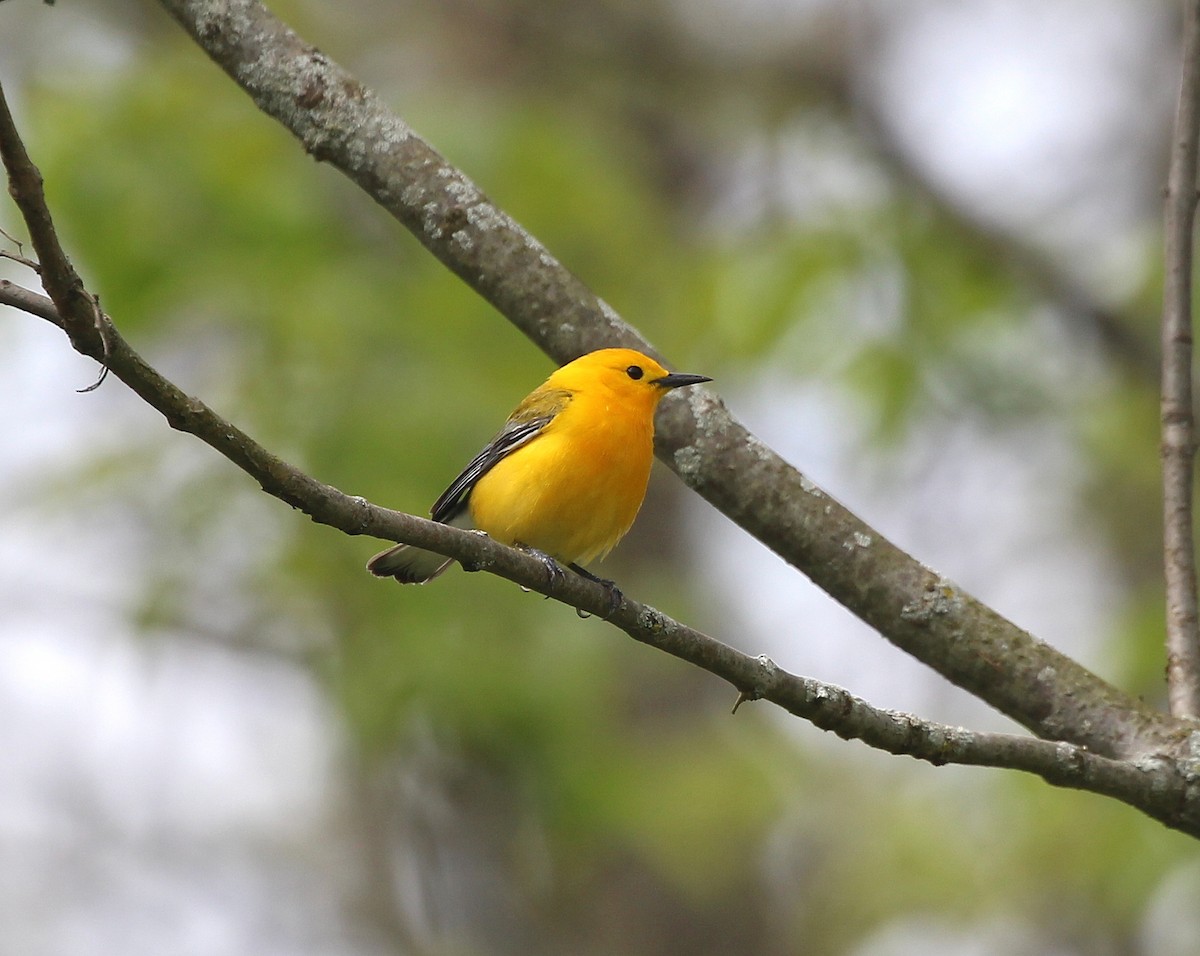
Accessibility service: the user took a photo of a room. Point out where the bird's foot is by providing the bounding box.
[568,563,623,619]
[515,545,564,591]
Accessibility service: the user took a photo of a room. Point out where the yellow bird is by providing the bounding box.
[367,347,710,586]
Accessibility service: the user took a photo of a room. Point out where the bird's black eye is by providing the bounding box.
[626,365,644,380]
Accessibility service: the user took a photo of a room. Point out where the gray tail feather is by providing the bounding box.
[366,543,454,584]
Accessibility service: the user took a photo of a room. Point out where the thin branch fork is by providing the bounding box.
[1162,0,1200,719]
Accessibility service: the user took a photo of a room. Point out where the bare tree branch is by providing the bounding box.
[0,276,61,326]
[8,34,1200,834]
[1162,0,1200,718]
[4,282,1200,840]
[141,0,1179,759]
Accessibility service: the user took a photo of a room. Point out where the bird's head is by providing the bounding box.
[548,348,711,408]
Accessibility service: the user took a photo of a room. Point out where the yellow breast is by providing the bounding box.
[468,393,655,565]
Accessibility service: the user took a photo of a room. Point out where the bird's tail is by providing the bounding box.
[367,509,472,584]
[366,542,453,584]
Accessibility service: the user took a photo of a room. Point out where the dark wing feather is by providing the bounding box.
[429,388,573,524]
[429,419,547,522]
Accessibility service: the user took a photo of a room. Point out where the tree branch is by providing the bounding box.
[7,70,1200,835]
[4,284,1200,838]
[142,0,1179,759]
[1162,0,1200,718]
[0,78,99,344]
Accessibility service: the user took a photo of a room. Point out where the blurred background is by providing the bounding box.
[1,0,1198,953]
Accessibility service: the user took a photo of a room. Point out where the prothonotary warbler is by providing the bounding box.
[367,347,711,587]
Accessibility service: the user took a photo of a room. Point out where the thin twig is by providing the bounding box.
[1162,0,1200,718]
[0,278,63,326]
[75,291,111,392]
[0,238,41,273]
[0,82,112,391]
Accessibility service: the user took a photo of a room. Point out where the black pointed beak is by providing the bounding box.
[652,371,712,390]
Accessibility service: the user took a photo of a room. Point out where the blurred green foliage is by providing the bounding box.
[8,8,1196,953]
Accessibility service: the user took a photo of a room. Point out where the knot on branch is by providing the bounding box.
[1054,741,1087,774]
[732,654,781,714]
[900,578,963,624]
